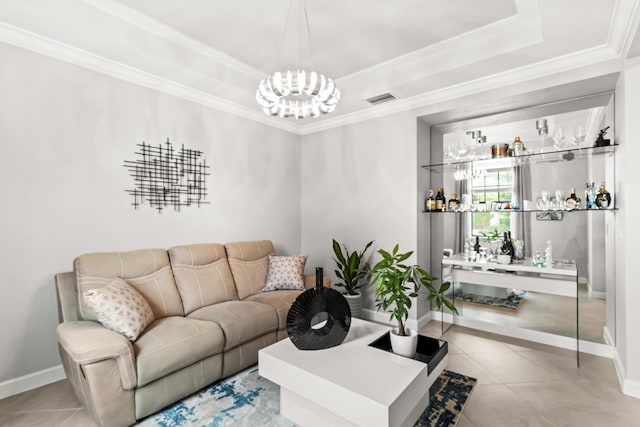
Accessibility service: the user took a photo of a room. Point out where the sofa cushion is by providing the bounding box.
[264,255,307,291]
[168,244,239,314]
[244,290,303,330]
[82,278,155,341]
[75,249,184,321]
[225,241,275,299]
[187,300,278,350]
[134,316,224,387]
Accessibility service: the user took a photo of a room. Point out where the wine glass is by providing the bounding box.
[555,190,565,210]
[572,126,586,147]
[552,127,565,149]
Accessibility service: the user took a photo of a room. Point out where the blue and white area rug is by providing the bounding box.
[456,290,527,310]
[137,366,476,427]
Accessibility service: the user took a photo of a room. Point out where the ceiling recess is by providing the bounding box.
[365,92,397,105]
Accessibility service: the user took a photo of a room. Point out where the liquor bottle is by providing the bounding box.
[441,187,447,211]
[435,187,445,211]
[502,232,511,256]
[473,236,481,253]
[507,231,515,260]
[425,189,435,211]
[595,182,612,209]
[448,193,459,212]
[585,182,596,209]
[513,136,524,156]
[565,188,581,210]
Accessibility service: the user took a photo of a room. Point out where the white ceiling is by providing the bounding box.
[0,0,638,134]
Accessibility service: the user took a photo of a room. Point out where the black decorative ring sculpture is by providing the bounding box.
[286,267,351,350]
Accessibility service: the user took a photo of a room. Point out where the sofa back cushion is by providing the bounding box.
[75,249,184,321]
[168,243,239,314]
[225,240,275,299]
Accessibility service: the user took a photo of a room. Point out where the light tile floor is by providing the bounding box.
[2,324,639,426]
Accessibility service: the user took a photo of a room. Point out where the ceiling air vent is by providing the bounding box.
[366,92,396,105]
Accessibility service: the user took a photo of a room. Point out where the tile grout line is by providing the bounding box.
[58,408,81,427]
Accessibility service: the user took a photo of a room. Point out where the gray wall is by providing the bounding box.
[0,42,302,383]
[300,110,419,317]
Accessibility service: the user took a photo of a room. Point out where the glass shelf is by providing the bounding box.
[421,143,617,172]
[421,208,617,214]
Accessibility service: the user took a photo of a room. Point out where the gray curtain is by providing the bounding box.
[512,163,532,257]
[454,179,469,253]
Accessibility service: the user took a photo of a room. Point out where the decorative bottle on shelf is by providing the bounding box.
[473,236,481,253]
[507,231,515,261]
[425,189,435,212]
[585,182,596,209]
[513,136,524,156]
[501,232,512,258]
[448,193,459,212]
[565,188,581,211]
[435,187,445,211]
[544,240,553,266]
[595,182,612,209]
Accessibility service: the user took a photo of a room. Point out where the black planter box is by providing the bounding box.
[369,333,448,375]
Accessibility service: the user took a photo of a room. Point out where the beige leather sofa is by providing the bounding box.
[55,240,326,427]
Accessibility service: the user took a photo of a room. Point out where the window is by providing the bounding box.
[471,168,513,236]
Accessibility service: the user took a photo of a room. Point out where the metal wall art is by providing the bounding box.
[124,138,210,213]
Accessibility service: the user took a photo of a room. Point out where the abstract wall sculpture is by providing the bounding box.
[124,138,210,213]
[286,268,351,350]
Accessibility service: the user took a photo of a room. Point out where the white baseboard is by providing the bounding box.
[622,377,640,398]
[608,337,640,399]
[603,326,615,346]
[0,364,66,400]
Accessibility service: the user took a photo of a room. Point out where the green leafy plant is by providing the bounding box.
[370,244,458,336]
[332,239,374,295]
[479,228,500,242]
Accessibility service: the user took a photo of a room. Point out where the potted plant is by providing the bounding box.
[332,239,374,318]
[370,244,457,358]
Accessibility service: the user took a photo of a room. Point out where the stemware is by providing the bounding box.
[552,127,566,149]
[572,126,586,147]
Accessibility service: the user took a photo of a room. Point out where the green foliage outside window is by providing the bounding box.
[471,168,513,236]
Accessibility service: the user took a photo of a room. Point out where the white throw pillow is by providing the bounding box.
[83,278,155,341]
[264,255,308,291]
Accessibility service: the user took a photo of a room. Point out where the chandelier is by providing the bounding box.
[256,0,340,119]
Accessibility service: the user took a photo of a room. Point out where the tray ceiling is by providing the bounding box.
[0,0,636,134]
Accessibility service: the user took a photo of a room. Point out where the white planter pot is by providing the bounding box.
[389,327,418,358]
[343,293,362,318]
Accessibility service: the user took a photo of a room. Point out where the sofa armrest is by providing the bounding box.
[57,321,137,390]
[303,275,331,290]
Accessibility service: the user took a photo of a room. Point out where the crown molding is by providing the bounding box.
[1,1,636,137]
[0,21,302,135]
[80,0,265,80]
[300,45,622,135]
[609,0,640,58]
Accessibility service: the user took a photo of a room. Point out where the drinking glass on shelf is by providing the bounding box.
[513,240,524,261]
[553,127,566,149]
[533,251,546,267]
[572,126,586,147]
[460,194,471,212]
[555,190,565,210]
[537,191,550,210]
[444,145,456,161]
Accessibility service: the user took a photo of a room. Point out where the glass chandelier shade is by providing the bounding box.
[256,69,340,119]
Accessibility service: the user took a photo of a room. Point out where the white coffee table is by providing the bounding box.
[258,318,448,427]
